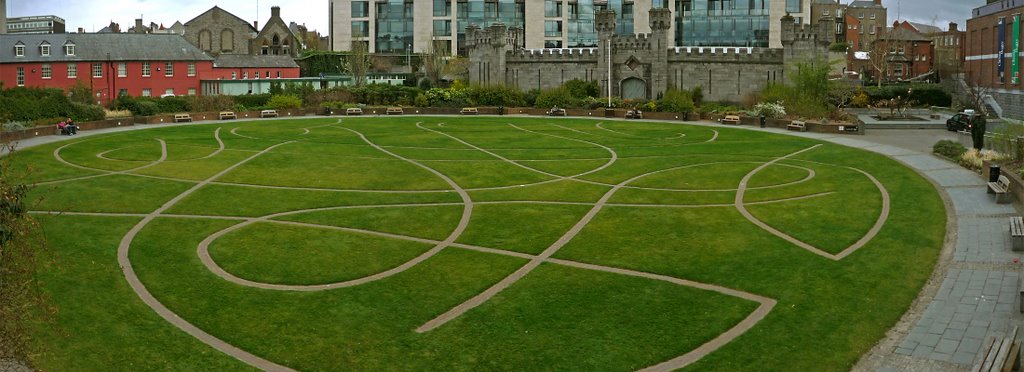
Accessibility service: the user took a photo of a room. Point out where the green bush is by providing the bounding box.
[350,84,420,106]
[267,95,303,110]
[232,94,273,110]
[656,89,695,114]
[466,85,525,107]
[155,96,189,113]
[534,88,575,109]
[524,89,541,107]
[700,102,742,115]
[933,140,967,160]
[563,79,600,99]
[0,87,105,123]
[184,95,235,112]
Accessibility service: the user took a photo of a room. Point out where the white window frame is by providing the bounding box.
[118,63,127,77]
[188,88,197,96]
[67,64,77,78]
[142,62,151,77]
[41,64,51,79]
[14,45,24,57]
[165,62,174,77]
[64,44,75,56]
[187,62,196,77]
[165,88,174,96]
[40,44,50,57]
[142,88,152,97]
[92,63,103,78]
[16,67,24,86]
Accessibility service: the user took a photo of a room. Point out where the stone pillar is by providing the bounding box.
[649,7,672,98]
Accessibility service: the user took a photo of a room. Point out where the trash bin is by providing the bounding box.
[605,108,616,118]
[990,165,1001,182]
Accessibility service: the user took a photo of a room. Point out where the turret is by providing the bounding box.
[488,22,507,47]
[780,13,797,45]
[649,8,671,32]
[596,10,617,38]
[465,24,480,48]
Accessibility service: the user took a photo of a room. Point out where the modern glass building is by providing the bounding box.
[329,0,809,53]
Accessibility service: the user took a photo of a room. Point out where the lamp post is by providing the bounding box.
[407,43,412,73]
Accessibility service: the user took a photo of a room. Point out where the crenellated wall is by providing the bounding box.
[467,9,830,103]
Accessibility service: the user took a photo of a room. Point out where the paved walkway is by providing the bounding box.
[4,120,1021,371]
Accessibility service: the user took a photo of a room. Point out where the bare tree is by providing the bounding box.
[868,29,894,88]
[344,39,371,87]
[370,55,395,73]
[963,83,992,116]
[422,39,451,86]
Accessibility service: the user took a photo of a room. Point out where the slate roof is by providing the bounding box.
[907,22,943,34]
[888,27,931,42]
[184,6,258,33]
[849,0,883,8]
[213,54,298,68]
[0,33,214,63]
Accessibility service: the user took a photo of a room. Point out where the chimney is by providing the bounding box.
[873,0,881,4]
[949,22,958,32]
[135,18,144,33]
[271,6,281,18]
[254,21,259,29]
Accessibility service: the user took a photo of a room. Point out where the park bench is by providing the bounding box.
[260,109,278,118]
[787,120,806,132]
[461,107,479,115]
[720,115,741,125]
[1012,217,1024,252]
[547,107,566,116]
[219,111,236,120]
[386,107,404,115]
[173,113,192,123]
[974,326,1020,372]
[988,175,1012,204]
[625,109,643,119]
[346,107,363,116]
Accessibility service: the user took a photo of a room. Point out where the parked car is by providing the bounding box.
[946,112,980,131]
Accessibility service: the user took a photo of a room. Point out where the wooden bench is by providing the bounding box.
[988,175,1012,204]
[173,113,192,123]
[787,120,806,132]
[386,107,404,115]
[218,111,236,120]
[260,109,278,118]
[547,108,566,116]
[461,107,479,115]
[1012,217,1024,252]
[974,326,1020,372]
[720,115,741,125]
[345,107,363,116]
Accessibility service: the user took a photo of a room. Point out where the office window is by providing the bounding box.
[118,63,127,77]
[40,44,50,56]
[544,40,563,48]
[165,63,174,77]
[16,67,24,86]
[64,44,75,56]
[92,63,102,78]
[545,20,563,37]
[67,64,77,78]
[433,20,451,36]
[142,62,151,77]
[434,0,451,16]
[41,64,51,79]
[352,1,369,17]
[188,63,196,77]
[545,0,562,17]
[15,45,24,57]
[142,89,151,97]
[188,88,196,96]
[352,21,370,37]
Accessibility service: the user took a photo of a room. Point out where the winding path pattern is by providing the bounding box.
[29,118,893,370]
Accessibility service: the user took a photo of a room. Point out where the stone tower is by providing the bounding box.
[596,10,617,98]
[1,0,7,35]
[649,8,671,97]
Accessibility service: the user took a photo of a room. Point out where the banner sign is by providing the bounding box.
[998,17,1006,82]
[1014,14,1021,84]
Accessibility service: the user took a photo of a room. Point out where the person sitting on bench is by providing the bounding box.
[64,117,78,135]
[57,121,70,135]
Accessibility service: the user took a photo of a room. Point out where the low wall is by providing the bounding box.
[0,118,135,143]
[984,160,1024,206]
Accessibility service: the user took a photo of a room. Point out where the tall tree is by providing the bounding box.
[344,40,371,87]
[868,28,894,88]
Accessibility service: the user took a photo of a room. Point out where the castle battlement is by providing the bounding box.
[612,34,655,50]
[507,48,600,62]
[667,46,784,62]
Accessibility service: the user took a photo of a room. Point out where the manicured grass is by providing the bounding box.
[13,116,946,371]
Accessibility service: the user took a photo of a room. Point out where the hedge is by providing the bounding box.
[0,87,104,123]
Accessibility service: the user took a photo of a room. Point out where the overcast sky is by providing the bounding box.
[5,0,328,34]
[5,0,974,36]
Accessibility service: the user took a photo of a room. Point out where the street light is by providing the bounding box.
[407,43,412,73]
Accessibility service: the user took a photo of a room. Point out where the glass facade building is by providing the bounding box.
[454,0,526,53]
[375,0,415,53]
[674,0,771,47]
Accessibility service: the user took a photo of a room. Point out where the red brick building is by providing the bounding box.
[208,55,301,81]
[966,0,1024,118]
[0,33,214,104]
[868,24,934,82]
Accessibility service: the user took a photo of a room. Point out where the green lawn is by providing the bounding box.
[11,117,945,371]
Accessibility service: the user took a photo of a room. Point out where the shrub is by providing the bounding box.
[267,94,303,110]
[2,122,27,133]
[959,148,1008,170]
[534,88,575,109]
[690,86,704,107]
[563,79,600,99]
[184,95,235,112]
[752,102,786,118]
[865,84,951,107]
[104,109,132,119]
[524,89,541,107]
[155,96,190,113]
[851,91,870,108]
[700,102,742,115]
[305,88,354,107]
[0,87,105,123]
[656,89,695,114]
[932,140,967,160]
[466,85,525,107]
[232,94,273,110]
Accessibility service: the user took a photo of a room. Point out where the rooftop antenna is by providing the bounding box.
[896,0,901,22]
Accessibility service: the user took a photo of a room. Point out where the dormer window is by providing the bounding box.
[64,42,76,56]
[14,44,25,57]
[40,42,51,57]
